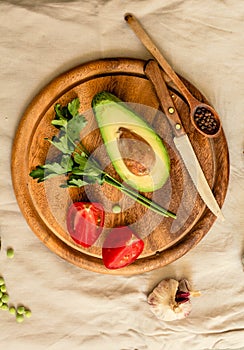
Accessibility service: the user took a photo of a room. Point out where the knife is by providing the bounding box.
[144,60,225,221]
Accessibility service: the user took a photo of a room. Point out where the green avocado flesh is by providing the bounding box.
[92,91,170,192]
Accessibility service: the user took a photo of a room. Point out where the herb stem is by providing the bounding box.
[103,173,176,219]
[67,135,89,158]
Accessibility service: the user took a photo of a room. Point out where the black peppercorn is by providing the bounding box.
[193,107,220,135]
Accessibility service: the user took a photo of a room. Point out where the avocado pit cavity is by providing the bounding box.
[117,127,156,176]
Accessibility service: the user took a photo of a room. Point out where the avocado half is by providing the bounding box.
[92,91,170,192]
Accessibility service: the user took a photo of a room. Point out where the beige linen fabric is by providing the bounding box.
[0,1,244,349]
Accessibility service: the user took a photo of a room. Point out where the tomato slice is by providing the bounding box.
[66,202,104,248]
[102,226,144,269]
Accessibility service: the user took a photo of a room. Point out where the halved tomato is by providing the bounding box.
[66,202,104,248]
[102,226,144,269]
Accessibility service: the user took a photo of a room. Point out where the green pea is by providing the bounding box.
[1,303,9,311]
[17,306,25,315]
[25,310,32,318]
[0,300,3,307]
[7,248,14,259]
[9,306,16,315]
[112,204,121,214]
[1,294,9,303]
[0,277,4,286]
[0,291,2,298]
[0,285,6,293]
[16,314,24,323]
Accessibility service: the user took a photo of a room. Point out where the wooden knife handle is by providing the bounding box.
[144,60,186,137]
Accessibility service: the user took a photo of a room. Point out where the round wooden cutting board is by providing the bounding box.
[11,58,229,275]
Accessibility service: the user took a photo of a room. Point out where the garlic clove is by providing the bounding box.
[147,278,200,322]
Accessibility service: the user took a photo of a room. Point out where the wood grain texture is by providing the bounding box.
[11,58,229,275]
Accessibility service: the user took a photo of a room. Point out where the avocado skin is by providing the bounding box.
[92,91,170,192]
[92,91,121,107]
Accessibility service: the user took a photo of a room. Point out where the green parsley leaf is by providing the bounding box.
[29,166,45,182]
[43,162,67,174]
[85,174,104,185]
[29,165,59,182]
[68,98,80,117]
[30,155,73,182]
[50,104,87,154]
[52,98,80,129]
[51,119,67,128]
[66,178,89,187]
[73,153,88,166]
[60,155,73,171]
[67,114,87,141]
[73,156,103,177]
[48,135,73,155]
[54,103,64,120]
[55,103,71,120]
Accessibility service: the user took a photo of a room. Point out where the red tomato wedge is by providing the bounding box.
[66,202,104,248]
[102,226,144,269]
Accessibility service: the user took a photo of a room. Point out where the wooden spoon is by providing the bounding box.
[124,13,222,138]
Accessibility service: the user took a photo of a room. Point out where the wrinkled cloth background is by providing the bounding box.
[0,1,244,349]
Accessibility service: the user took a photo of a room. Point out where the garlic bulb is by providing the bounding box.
[147,278,200,321]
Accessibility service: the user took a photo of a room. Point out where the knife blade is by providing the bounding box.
[144,60,224,221]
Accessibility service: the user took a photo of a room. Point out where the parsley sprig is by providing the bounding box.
[29,98,176,219]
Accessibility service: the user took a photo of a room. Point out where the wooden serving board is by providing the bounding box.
[11,58,229,275]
